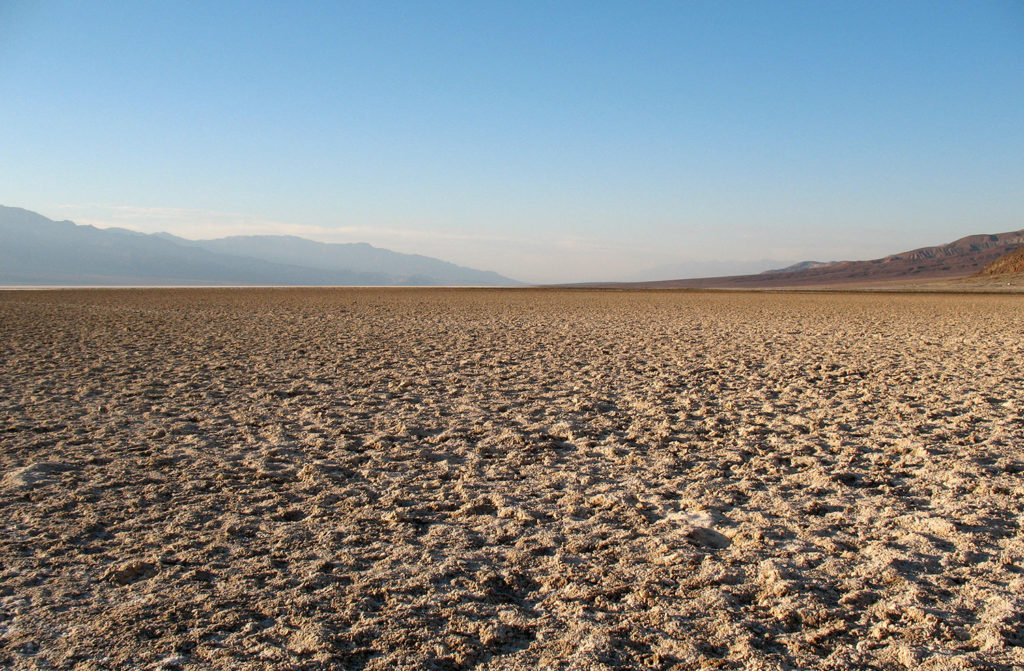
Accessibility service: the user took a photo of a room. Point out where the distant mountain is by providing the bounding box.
[594,229,1024,289]
[618,258,785,283]
[160,233,514,286]
[761,260,833,274]
[0,206,520,286]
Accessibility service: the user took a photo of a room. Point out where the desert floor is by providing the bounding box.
[1,288,1022,670]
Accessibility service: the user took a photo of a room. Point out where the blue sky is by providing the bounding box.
[2,1,1022,282]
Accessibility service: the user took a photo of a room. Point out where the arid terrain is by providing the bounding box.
[599,230,1024,290]
[1,288,1022,670]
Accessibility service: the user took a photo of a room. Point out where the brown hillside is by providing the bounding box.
[606,229,1024,289]
[978,244,1024,276]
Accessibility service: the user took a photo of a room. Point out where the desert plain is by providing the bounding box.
[1,288,1022,670]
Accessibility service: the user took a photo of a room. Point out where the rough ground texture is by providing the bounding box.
[1,288,1022,670]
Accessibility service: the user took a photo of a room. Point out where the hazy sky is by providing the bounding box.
[2,1,1023,283]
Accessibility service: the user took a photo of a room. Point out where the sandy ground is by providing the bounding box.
[1,288,1022,670]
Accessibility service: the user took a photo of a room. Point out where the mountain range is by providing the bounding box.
[0,206,519,286]
[4,204,1022,289]
[597,229,1024,289]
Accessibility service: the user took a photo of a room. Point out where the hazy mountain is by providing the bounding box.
[761,260,833,274]
[159,233,514,286]
[618,258,786,283]
[0,206,520,286]
[593,229,1024,289]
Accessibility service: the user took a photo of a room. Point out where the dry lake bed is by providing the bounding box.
[1,288,1022,670]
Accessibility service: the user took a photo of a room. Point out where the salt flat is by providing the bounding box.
[1,288,1022,670]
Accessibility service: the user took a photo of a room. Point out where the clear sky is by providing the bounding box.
[2,1,1022,283]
